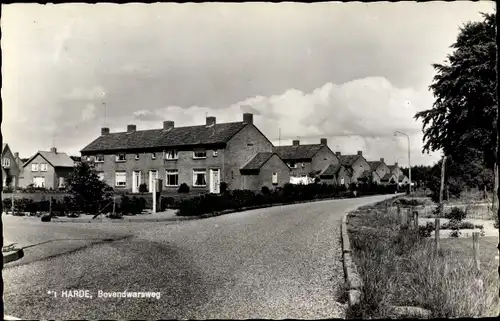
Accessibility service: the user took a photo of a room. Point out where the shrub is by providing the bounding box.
[119,196,130,215]
[445,207,466,221]
[261,186,271,195]
[41,214,51,222]
[160,196,175,210]
[139,183,148,194]
[220,182,228,194]
[3,198,12,212]
[178,183,190,193]
[419,221,435,237]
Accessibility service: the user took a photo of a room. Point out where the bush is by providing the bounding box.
[419,221,435,237]
[41,214,51,222]
[220,182,228,193]
[178,183,190,193]
[139,183,148,194]
[261,186,271,195]
[445,207,466,221]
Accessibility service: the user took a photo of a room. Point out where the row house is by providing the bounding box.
[2,143,22,188]
[388,162,409,185]
[20,147,76,189]
[274,138,339,185]
[337,151,372,183]
[80,113,290,193]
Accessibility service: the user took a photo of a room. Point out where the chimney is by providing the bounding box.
[127,124,136,133]
[395,162,398,167]
[335,151,341,156]
[380,158,384,163]
[206,116,216,127]
[320,138,327,145]
[357,150,363,156]
[101,127,110,135]
[163,121,174,130]
[50,147,57,154]
[243,113,253,124]
[14,152,19,159]
[292,140,300,146]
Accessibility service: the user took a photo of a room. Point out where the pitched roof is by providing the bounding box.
[339,155,360,166]
[388,165,398,172]
[241,152,276,170]
[320,163,342,176]
[381,173,396,181]
[368,161,382,170]
[399,175,407,180]
[81,122,248,153]
[23,150,75,168]
[70,156,82,162]
[274,144,324,160]
[2,143,6,152]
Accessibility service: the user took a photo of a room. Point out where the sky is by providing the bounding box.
[1,1,496,166]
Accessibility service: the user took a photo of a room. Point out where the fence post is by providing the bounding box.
[473,231,480,271]
[113,196,116,215]
[413,210,419,229]
[435,218,440,253]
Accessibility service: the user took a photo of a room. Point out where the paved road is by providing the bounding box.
[3,195,394,319]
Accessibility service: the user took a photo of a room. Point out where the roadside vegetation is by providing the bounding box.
[346,199,499,318]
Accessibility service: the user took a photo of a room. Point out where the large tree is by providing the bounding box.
[415,12,497,169]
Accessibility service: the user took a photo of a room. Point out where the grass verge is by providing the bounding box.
[346,200,499,318]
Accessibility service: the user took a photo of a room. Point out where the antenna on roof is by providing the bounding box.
[103,102,107,127]
[278,128,281,147]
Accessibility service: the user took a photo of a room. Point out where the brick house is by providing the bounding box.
[20,147,75,189]
[336,151,371,184]
[2,143,21,188]
[365,158,392,184]
[318,163,352,186]
[274,138,339,185]
[79,113,290,193]
[387,162,409,185]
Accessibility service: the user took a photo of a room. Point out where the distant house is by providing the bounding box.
[387,162,409,185]
[2,143,21,188]
[367,158,392,184]
[20,147,75,189]
[319,163,352,186]
[274,138,340,185]
[337,151,371,183]
[80,113,290,193]
[380,172,399,185]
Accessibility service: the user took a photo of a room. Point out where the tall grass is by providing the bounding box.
[348,207,499,318]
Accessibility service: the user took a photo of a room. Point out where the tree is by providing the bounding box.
[65,162,112,215]
[415,13,497,170]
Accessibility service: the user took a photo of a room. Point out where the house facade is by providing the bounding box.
[274,138,339,185]
[20,148,75,189]
[2,143,21,188]
[80,113,290,193]
[318,163,352,186]
[387,162,409,185]
[337,151,371,183]
[366,158,391,184]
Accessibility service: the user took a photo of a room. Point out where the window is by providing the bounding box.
[301,163,306,168]
[193,150,207,159]
[31,163,39,172]
[115,172,127,187]
[116,154,126,162]
[193,169,207,187]
[58,177,65,188]
[165,170,179,186]
[151,153,157,160]
[247,143,254,146]
[95,155,105,163]
[2,158,10,167]
[40,163,48,172]
[341,177,345,185]
[164,150,178,160]
[33,176,45,188]
[272,172,278,185]
[97,172,105,181]
[288,162,297,169]
[135,154,140,160]
[213,150,218,157]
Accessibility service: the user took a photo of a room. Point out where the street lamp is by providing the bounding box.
[394,131,412,194]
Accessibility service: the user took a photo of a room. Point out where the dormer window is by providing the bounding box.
[95,155,105,163]
[116,154,126,162]
[288,162,297,169]
[164,150,178,160]
[193,150,206,159]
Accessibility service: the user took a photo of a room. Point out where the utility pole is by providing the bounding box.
[152,179,157,213]
[436,155,447,254]
[394,131,411,194]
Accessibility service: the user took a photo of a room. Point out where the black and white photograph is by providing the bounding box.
[1,1,498,319]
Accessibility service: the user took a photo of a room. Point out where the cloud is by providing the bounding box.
[64,86,106,101]
[133,109,158,121]
[81,103,96,121]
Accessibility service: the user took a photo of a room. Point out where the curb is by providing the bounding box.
[3,249,24,264]
[50,216,198,223]
[341,211,364,309]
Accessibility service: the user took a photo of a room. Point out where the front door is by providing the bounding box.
[210,169,220,193]
[132,171,141,193]
[149,170,158,193]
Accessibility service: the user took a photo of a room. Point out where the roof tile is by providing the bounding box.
[274,144,323,160]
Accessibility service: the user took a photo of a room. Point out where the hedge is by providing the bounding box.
[177,183,398,216]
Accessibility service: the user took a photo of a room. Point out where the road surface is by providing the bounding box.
[3,195,393,319]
